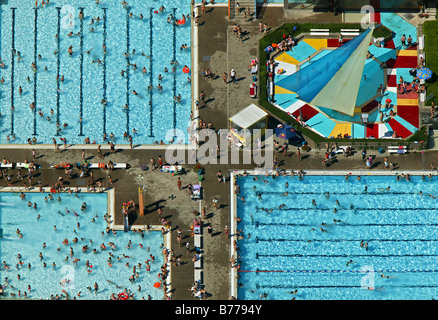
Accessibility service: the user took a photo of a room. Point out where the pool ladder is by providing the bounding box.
[33,7,38,136]
[148,7,154,138]
[125,8,131,134]
[102,7,108,135]
[79,7,85,137]
[10,7,16,136]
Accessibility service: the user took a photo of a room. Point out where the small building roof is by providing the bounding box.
[229,104,268,129]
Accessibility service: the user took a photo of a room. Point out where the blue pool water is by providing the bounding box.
[235,174,438,300]
[0,191,164,300]
[0,0,191,145]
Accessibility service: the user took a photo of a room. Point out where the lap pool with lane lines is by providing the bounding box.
[234,173,438,300]
[0,0,192,145]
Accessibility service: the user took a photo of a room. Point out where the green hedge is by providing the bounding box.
[423,20,438,104]
[257,23,428,149]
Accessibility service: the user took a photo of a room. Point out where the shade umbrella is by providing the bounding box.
[417,67,432,80]
[275,124,296,140]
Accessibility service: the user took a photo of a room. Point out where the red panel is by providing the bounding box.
[385,58,396,69]
[327,38,351,48]
[370,12,381,24]
[387,74,397,87]
[397,105,419,128]
[394,56,418,68]
[388,118,412,138]
[366,123,379,138]
[292,104,318,121]
[384,39,396,50]
[361,99,378,113]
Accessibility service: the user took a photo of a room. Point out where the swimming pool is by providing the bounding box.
[234,173,438,300]
[0,191,165,300]
[0,0,192,145]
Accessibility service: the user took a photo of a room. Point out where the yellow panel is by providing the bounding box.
[397,50,418,57]
[274,52,300,65]
[275,85,295,95]
[397,98,418,106]
[303,39,328,50]
[329,123,352,138]
[353,107,362,114]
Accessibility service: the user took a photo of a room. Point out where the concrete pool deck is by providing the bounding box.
[0,5,437,300]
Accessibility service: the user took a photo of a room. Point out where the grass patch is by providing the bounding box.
[423,20,438,104]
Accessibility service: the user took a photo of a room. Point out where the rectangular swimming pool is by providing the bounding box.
[0,0,192,145]
[0,190,165,300]
[233,172,438,300]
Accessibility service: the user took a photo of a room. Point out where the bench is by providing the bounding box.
[268,79,274,98]
[50,162,71,169]
[340,29,360,36]
[160,165,182,173]
[333,146,351,154]
[388,146,407,154]
[16,163,39,170]
[420,90,426,102]
[0,163,13,168]
[194,234,202,252]
[87,163,128,169]
[194,269,203,283]
[419,35,425,50]
[310,29,329,36]
[194,254,202,269]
